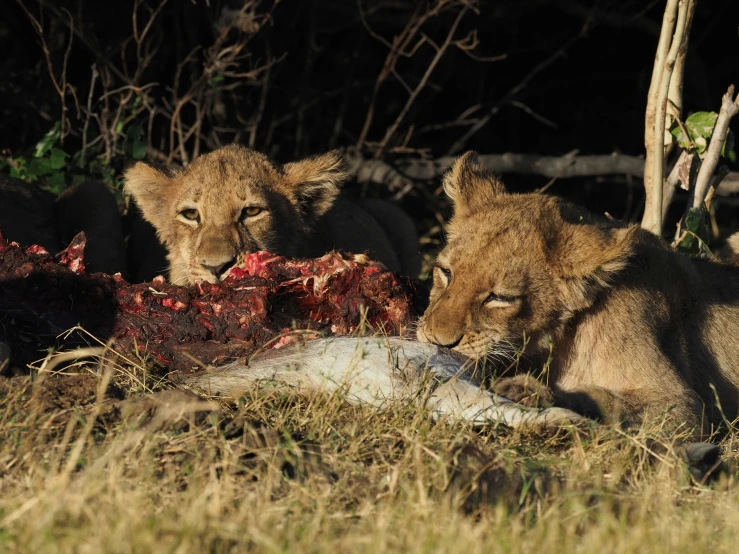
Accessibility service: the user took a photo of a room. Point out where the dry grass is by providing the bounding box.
[1,353,739,554]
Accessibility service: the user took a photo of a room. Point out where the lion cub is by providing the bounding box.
[418,152,739,438]
[124,145,420,284]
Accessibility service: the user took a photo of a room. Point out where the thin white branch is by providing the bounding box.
[642,0,690,235]
[692,86,739,209]
[650,0,690,226]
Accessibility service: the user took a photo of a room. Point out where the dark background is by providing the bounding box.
[1,0,737,270]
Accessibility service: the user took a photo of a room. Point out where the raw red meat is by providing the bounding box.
[0,229,419,374]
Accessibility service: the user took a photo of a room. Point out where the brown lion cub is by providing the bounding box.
[124,145,420,284]
[418,152,739,438]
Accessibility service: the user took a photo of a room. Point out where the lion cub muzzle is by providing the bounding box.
[417,311,465,349]
[196,229,239,282]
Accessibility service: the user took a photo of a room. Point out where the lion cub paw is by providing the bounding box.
[492,375,554,408]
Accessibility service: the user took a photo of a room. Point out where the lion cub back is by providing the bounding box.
[307,197,420,277]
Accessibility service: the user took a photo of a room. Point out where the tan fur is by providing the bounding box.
[718,232,739,265]
[418,152,739,438]
[124,145,420,284]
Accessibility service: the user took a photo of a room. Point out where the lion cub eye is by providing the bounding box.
[180,208,200,223]
[484,292,519,308]
[241,206,263,220]
[435,265,452,287]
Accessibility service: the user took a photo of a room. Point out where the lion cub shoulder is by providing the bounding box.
[124,145,420,284]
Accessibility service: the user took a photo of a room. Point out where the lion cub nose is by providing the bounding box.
[200,257,237,279]
[436,335,463,349]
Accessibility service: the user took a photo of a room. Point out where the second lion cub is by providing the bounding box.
[418,152,739,438]
[125,145,420,284]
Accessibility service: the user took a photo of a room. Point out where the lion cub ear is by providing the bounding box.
[442,151,506,217]
[124,162,179,234]
[554,219,638,312]
[283,151,347,224]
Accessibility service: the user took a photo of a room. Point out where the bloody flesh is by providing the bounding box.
[0,230,419,373]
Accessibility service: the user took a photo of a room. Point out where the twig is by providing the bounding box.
[691,86,739,209]
[447,31,583,156]
[57,8,78,139]
[641,0,678,233]
[641,0,692,235]
[329,46,359,149]
[672,83,738,246]
[16,1,77,142]
[133,0,171,73]
[553,0,662,36]
[249,43,272,149]
[79,64,99,168]
[510,101,558,129]
[373,5,468,158]
[355,1,428,149]
[651,1,690,228]
[666,0,696,136]
[35,0,131,84]
[661,148,694,220]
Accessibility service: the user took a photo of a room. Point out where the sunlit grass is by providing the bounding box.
[1,349,738,553]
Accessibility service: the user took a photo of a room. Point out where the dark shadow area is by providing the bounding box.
[1,0,737,255]
[0,270,116,375]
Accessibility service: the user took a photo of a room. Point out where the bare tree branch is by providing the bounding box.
[344,150,739,199]
[642,0,693,234]
[447,31,583,156]
[373,5,468,158]
[690,86,739,209]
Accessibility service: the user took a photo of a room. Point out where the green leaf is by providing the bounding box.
[45,171,67,194]
[208,74,225,87]
[123,123,147,160]
[132,137,146,160]
[671,112,721,155]
[685,112,718,155]
[49,148,68,170]
[685,111,718,139]
[677,207,711,256]
[8,158,27,179]
[28,157,52,177]
[684,208,703,234]
[670,125,690,149]
[34,122,61,158]
[693,136,707,154]
[71,174,86,187]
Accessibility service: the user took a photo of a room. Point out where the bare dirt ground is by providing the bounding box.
[1,353,739,553]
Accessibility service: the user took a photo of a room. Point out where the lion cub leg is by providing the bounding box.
[552,386,709,438]
[492,376,636,421]
[492,374,555,408]
[493,378,705,432]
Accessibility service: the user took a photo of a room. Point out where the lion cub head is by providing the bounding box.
[124,145,346,285]
[417,152,637,361]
